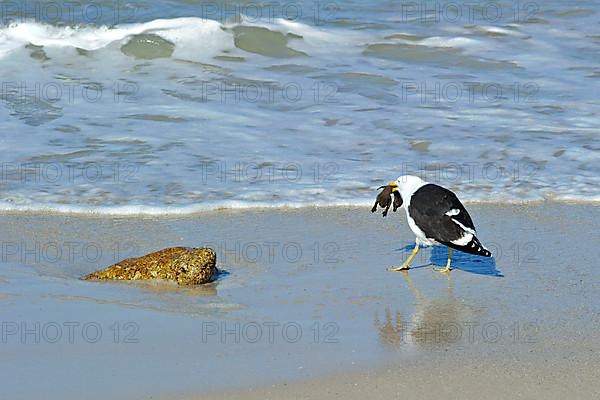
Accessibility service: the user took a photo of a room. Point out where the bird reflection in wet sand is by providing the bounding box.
[375,272,480,348]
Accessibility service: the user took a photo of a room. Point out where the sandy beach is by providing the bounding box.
[1,203,598,399]
[199,358,600,400]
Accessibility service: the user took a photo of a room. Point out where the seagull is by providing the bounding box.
[384,175,492,273]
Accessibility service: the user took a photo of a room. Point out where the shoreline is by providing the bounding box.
[0,198,597,217]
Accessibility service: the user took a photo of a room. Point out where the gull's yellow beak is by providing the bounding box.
[388,181,398,192]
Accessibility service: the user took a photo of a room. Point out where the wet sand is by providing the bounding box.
[0,204,598,399]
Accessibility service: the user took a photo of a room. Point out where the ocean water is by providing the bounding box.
[0,0,598,214]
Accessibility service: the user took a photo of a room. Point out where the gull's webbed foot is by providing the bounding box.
[388,244,419,272]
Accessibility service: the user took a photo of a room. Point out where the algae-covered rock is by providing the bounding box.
[84,247,217,285]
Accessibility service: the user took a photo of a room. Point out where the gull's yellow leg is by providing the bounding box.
[435,247,453,273]
[389,243,419,271]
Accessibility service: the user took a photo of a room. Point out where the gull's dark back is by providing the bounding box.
[408,184,475,237]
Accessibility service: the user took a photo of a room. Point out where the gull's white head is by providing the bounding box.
[395,175,428,203]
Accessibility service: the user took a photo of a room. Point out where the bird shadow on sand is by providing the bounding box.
[397,245,503,277]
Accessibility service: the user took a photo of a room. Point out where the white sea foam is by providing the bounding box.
[0,195,597,216]
[0,18,233,61]
[0,17,365,61]
[418,36,483,49]
[0,199,371,216]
